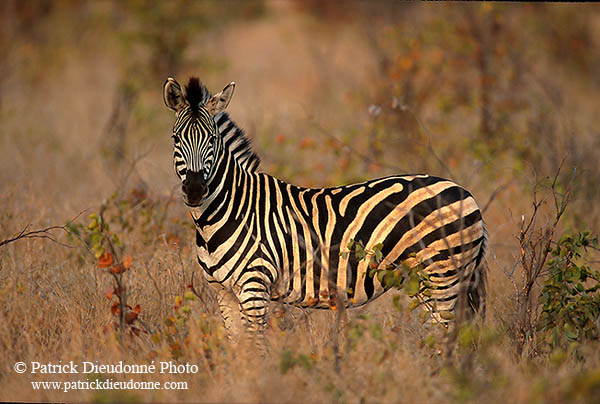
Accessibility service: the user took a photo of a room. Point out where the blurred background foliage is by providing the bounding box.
[1,2,599,228]
[1,2,600,402]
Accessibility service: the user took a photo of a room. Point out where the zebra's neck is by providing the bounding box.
[213,112,260,173]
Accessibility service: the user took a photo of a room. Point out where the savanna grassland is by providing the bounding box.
[1,2,600,403]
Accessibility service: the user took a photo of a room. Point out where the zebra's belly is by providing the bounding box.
[270,215,484,312]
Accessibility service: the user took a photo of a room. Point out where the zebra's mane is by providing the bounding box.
[215,112,261,172]
[184,77,210,114]
[185,77,261,172]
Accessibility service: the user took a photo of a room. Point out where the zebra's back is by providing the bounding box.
[267,173,486,321]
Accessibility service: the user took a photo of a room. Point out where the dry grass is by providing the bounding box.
[1,2,600,403]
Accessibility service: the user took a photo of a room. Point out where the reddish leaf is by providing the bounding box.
[124,310,138,324]
[122,255,133,269]
[275,133,286,144]
[299,137,315,149]
[166,233,180,247]
[110,302,120,316]
[97,252,113,268]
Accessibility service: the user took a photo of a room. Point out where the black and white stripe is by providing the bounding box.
[164,77,487,336]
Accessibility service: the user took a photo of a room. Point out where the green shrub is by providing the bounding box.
[537,231,600,352]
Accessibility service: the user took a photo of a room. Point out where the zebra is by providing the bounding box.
[163,77,487,341]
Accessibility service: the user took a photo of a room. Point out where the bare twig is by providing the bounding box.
[0,224,70,248]
[508,160,575,357]
[114,148,153,199]
[482,182,510,214]
[0,210,87,249]
[397,105,454,178]
[307,119,407,174]
[190,270,208,309]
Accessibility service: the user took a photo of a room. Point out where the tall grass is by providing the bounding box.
[1,2,599,402]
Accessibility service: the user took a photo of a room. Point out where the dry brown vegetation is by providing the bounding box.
[1,2,600,403]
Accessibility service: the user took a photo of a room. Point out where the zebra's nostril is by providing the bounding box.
[181,171,206,204]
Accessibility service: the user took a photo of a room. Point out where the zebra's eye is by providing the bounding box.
[172,133,181,142]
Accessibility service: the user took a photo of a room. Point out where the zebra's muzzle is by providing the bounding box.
[182,170,207,206]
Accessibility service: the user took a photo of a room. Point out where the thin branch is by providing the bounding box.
[0,210,87,249]
[482,182,510,214]
[115,147,153,199]
[190,270,208,309]
[307,120,407,173]
[0,225,67,248]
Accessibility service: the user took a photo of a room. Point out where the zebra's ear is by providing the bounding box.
[164,77,186,112]
[205,82,235,117]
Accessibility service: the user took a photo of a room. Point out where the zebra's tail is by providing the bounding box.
[463,224,488,322]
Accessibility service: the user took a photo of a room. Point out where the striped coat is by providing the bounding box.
[164,77,486,338]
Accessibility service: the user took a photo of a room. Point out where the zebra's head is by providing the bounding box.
[163,77,235,207]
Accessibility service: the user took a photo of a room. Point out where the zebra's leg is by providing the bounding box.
[237,276,272,354]
[215,286,244,343]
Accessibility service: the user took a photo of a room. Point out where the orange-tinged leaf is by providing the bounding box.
[307,297,319,306]
[299,137,315,149]
[398,56,414,71]
[368,162,381,174]
[122,255,133,269]
[275,133,287,144]
[104,287,113,301]
[124,310,138,324]
[166,233,181,247]
[98,252,113,268]
[134,304,141,313]
[111,302,120,315]
[110,264,123,274]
